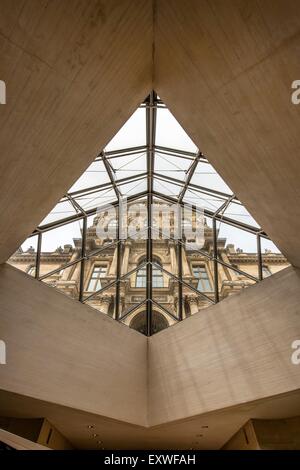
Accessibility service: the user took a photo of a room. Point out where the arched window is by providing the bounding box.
[135,259,164,288]
[129,310,169,335]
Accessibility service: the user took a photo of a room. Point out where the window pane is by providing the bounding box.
[40,220,83,277]
[260,237,290,276]
[222,201,260,228]
[183,188,226,212]
[218,263,256,300]
[7,235,38,277]
[190,162,232,195]
[105,108,146,151]
[192,264,213,292]
[69,160,111,194]
[154,152,190,180]
[109,152,147,180]
[41,262,81,301]
[156,108,198,152]
[74,187,116,212]
[39,199,78,227]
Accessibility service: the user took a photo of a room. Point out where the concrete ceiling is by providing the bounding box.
[1,388,300,449]
[1,0,300,266]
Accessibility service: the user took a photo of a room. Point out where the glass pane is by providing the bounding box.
[153,241,179,278]
[119,178,147,197]
[74,187,116,212]
[83,254,116,295]
[152,197,180,245]
[152,266,179,318]
[218,263,257,299]
[105,108,146,151]
[82,246,117,314]
[41,262,81,300]
[126,244,147,280]
[222,201,260,228]
[183,188,226,212]
[151,305,177,334]
[69,159,111,193]
[85,211,118,256]
[125,198,148,244]
[85,291,116,317]
[7,235,38,277]
[260,237,290,277]
[190,162,232,195]
[216,221,259,279]
[190,262,214,294]
[39,220,83,276]
[119,278,146,320]
[156,108,198,152]
[109,152,147,180]
[153,178,182,196]
[154,152,190,180]
[39,199,78,227]
[182,284,213,317]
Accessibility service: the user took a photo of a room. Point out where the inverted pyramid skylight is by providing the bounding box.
[8,92,289,335]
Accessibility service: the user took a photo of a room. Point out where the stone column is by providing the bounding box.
[182,247,191,276]
[121,241,131,275]
[109,245,118,276]
[169,241,178,275]
[62,250,79,281]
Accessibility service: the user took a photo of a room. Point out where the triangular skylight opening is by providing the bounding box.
[8,92,290,335]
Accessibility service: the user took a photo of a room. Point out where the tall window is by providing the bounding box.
[136,264,146,288]
[152,264,164,288]
[135,260,164,288]
[192,265,212,292]
[87,265,107,291]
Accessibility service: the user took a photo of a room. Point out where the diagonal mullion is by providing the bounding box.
[178,152,201,203]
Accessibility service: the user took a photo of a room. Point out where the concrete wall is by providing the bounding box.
[252,416,300,450]
[148,266,300,426]
[0,264,147,426]
[223,416,300,450]
[222,420,260,450]
[1,263,300,431]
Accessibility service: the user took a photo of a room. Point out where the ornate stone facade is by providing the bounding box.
[8,213,289,335]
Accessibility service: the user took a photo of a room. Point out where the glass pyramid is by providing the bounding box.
[7,92,290,335]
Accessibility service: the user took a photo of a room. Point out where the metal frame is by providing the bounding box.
[20,92,278,335]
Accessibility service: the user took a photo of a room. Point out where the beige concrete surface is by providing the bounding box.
[148,266,300,425]
[1,263,300,448]
[0,427,49,450]
[0,263,147,426]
